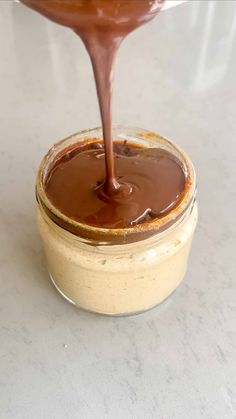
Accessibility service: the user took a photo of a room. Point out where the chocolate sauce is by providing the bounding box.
[45,142,185,229]
[21,0,187,231]
[21,0,165,194]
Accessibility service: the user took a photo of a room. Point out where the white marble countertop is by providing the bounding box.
[1,1,236,418]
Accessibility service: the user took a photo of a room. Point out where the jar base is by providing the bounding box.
[49,272,180,317]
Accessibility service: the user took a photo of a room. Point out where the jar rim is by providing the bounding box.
[36,126,196,245]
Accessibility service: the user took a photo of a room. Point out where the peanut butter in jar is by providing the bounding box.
[36,127,198,315]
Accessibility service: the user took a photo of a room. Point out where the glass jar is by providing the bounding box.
[36,126,198,315]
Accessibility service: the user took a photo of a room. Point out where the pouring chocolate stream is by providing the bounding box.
[21,0,186,228]
[21,0,165,192]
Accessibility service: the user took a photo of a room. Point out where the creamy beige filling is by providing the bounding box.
[37,202,198,315]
